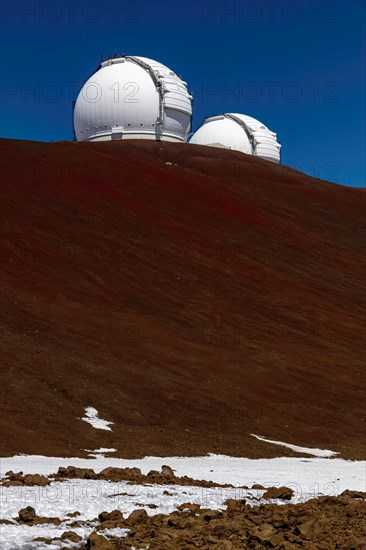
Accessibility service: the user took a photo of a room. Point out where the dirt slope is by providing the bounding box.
[0,138,365,459]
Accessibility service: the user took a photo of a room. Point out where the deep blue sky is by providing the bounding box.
[1,0,365,186]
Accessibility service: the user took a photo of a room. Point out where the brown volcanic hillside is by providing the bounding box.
[0,138,365,460]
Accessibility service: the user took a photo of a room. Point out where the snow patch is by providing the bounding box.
[1,453,365,548]
[100,527,130,538]
[0,523,87,549]
[1,454,364,493]
[251,434,338,458]
[84,448,117,458]
[81,407,113,431]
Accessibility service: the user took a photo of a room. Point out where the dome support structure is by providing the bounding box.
[225,113,255,154]
[123,55,166,136]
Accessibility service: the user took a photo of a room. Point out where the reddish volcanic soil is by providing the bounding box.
[0,138,365,459]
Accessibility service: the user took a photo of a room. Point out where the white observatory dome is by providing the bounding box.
[73,56,192,142]
[190,113,281,163]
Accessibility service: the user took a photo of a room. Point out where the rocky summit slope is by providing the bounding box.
[1,138,365,459]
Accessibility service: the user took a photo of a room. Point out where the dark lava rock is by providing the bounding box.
[340,489,366,499]
[18,506,36,522]
[263,486,294,500]
[55,466,97,480]
[2,472,50,487]
[86,531,114,549]
[17,506,61,526]
[61,530,82,542]
[125,508,149,526]
[161,465,175,478]
[98,509,124,523]
[252,483,265,490]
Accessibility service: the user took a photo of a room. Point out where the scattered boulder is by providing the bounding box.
[54,466,97,480]
[2,472,50,487]
[294,518,315,539]
[18,506,36,523]
[203,509,223,522]
[263,486,294,500]
[129,467,143,477]
[252,483,265,490]
[161,465,175,478]
[178,502,200,513]
[23,474,50,486]
[16,506,61,526]
[87,531,114,549]
[2,480,23,487]
[5,470,23,480]
[224,498,246,511]
[166,513,183,528]
[98,466,142,482]
[72,494,366,549]
[250,523,278,544]
[51,463,234,489]
[340,489,366,499]
[98,509,124,523]
[61,530,82,543]
[126,508,148,526]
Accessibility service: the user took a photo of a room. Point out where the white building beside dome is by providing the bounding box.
[189,113,281,164]
[73,56,192,143]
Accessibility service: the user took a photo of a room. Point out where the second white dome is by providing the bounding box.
[190,113,281,163]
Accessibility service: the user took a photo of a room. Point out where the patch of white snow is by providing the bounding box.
[251,434,338,457]
[81,407,113,431]
[1,454,365,548]
[84,448,117,458]
[100,527,130,538]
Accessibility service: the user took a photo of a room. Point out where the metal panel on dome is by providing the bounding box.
[134,56,192,116]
